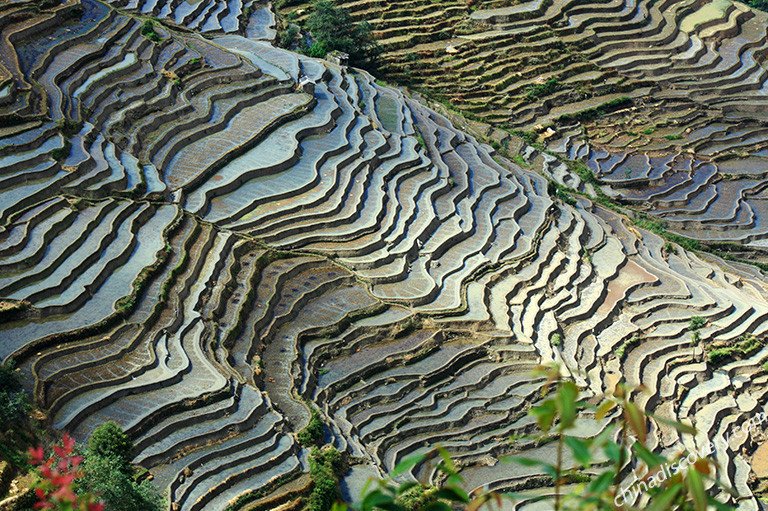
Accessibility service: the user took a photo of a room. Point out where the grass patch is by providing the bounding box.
[556,97,632,123]
[633,213,700,252]
[297,407,325,447]
[708,334,765,366]
[512,154,529,167]
[615,335,642,362]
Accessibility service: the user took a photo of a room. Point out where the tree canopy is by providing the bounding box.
[305,0,380,68]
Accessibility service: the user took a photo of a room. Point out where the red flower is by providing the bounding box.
[29,446,45,465]
[88,503,106,511]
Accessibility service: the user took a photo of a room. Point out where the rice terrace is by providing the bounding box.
[3,0,768,509]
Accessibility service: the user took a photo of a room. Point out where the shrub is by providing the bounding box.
[140,20,162,42]
[305,0,381,68]
[525,77,560,100]
[87,421,133,467]
[396,484,438,510]
[708,334,765,366]
[79,454,165,511]
[51,140,72,162]
[0,360,30,430]
[689,316,706,331]
[298,408,325,446]
[308,445,343,511]
[278,24,300,49]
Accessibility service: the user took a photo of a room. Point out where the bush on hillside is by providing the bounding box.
[79,454,165,511]
[0,360,31,441]
[87,421,133,467]
[305,0,381,68]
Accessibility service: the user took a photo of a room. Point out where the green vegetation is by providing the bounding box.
[511,154,529,167]
[554,183,577,206]
[80,455,164,511]
[551,332,562,348]
[633,213,701,252]
[298,407,326,446]
[664,134,683,141]
[51,140,72,161]
[525,77,561,100]
[278,24,300,49]
[140,20,162,42]
[566,159,599,185]
[304,0,381,68]
[748,0,768,10]
[0,360,31,448]
[395,484,438,510]
[88,421,134,468]
[556,97,632,123]
[615,334,641,362]
[688,316,706,332]
[708,334,765,366]
[308,445,344,511]
[78,422,165,511]
[56,118,83,138]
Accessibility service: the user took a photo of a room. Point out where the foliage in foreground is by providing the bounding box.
[28,423,165,511]
[330,364,738,511]
[28,434,104,511]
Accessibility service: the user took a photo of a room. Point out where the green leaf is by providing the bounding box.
[631,442,666,469]
[603,440,623,463]
[707,495,737,511]
[436,446,458,477]
[531,399,557,432]
[506,456,557,479]
[686,466,707,511]
[360,490,402,511]
[435,486,470,503]
[586,471,613,494]
[557,381,579,430]
[649,413,696,435]
[646,483,682,511]
[391,452,427,477]
[624,401,647,443]
[595,400,616,420]
[564,437,592,467]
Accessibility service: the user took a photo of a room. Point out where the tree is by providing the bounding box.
[305,0,381,68]
[79,454,165,511]
[87,421,133,468]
